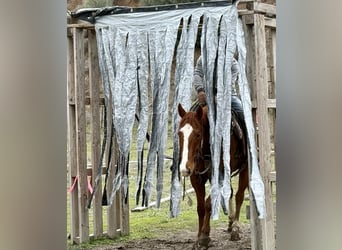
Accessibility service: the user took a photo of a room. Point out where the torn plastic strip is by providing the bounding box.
[170,13,201,217]
[97,26,119,206]
[236,17,265,218]
[201,10,223,221]
[108,28,138,205]
[142,23,179,207]
[135,32,149,205]
[216,6,237,218]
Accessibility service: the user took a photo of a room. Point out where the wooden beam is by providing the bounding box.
[265,17,276,28]
[74,27,89,243]
[247,2,276,16]
[68,23,95,29]
[251,99,276,108]
[85,97,105,105]
[67,29,80,244]
[88,29,103,239]
[239,14,276,29]
[86,166,107,176]
[253,14,275,250]
[267,99,276,108]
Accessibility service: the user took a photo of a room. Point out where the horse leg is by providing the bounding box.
[198,195,211,248]
[190,176,206,239]
[228,186,235,232]
[231,165,249,241]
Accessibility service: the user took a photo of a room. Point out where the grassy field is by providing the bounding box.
[67,159,250,249]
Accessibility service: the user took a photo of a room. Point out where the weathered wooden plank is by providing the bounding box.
[238,10,254,17]
[264,17,276,28]
[68,29,75,107]
[251,99,276,109]
[242,13,255,25]
[242,14,264,250]
[266,26,276,149]
[240,14,276,29]
[88,29,103,238]
[248,2,276,16]
[85,97,105,105]
[74,27,89,243]
[267,99,276,108]
[242,16,257,103]
[67,29,79,244]
[255,2,276,16]
[269,28,276,96]
[68,30,77,178]
[68,23,95,29]
[253,14,275,250]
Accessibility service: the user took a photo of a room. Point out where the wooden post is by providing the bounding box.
[242,10,276,250]
[74,27,89,243]
[241,14,262,250]
[88,29,103,238]
[67,27,79,244]
[254,14,275,250]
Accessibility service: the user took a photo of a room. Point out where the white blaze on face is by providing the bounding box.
[179,123,193,175]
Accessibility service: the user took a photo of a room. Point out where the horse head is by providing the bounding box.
[177,103,204,177]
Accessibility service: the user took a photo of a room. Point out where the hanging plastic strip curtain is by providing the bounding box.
[93,2,265,219]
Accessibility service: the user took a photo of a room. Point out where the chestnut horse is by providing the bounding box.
[177,103,249,248]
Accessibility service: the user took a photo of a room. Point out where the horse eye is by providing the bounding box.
[195,133,201,139]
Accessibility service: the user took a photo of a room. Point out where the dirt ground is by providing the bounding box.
[92,224,251,250]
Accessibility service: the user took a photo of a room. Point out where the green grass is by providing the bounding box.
[67,160,250,249]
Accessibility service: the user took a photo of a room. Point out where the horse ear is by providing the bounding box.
[195,106,203,121]
[178,103,186,118]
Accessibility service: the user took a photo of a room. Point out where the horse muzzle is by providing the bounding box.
[181,168,191,177]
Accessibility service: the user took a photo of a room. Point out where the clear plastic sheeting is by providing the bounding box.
[94,3,265,219]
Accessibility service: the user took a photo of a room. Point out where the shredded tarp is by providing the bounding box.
[171,13,201,217]
[135,32,149,206]
[92,2,265,219]
[236,18,266,218]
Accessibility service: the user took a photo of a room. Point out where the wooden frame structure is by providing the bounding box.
[239,1,276,249]
[67,0,276,249]
[68,25,129,244]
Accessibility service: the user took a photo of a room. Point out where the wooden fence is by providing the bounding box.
[68,25,129,244]
[67,1,276,249]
